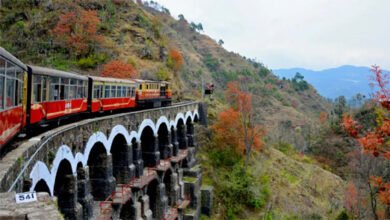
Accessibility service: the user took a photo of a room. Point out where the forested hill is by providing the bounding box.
[0,0,330,130]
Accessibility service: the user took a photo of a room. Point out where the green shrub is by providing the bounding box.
[203,54,220,72]
[77,53,108,69]
[335,210,350,220]
[209,148,240,167]
[156,67,171,80]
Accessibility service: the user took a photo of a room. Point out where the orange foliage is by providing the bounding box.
[226,81,252,113]
[212,108,264,155]
[342,114,360,138]
[213,81,264,156]
[101,60,137,79]
[51,9,103,56]
[371,177,390,205]
[342,65,390,207]
[319,111,328,124]
[168,49,184,72]
[345,182,359,215]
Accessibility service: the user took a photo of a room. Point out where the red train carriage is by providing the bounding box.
[29,66,88,125]
[0,47,27,149]
[136,80,171,107]
[88,76,137,113]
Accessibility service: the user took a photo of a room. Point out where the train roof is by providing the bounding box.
[134,79,170,84]
[89,76,136,84]
[30,66,88,81]
[0,47,27,70]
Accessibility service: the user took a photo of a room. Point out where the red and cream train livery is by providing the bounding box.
[0,47,172,150]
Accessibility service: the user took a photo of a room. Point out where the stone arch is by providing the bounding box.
[176,118,187,149]
[140,126,159,167]
[184,111,193,124]
[156,116,170,133]
[137,119,157,141]
[158,123,170,159]
[120,198,136,220]
[111,134,132,183]
[53,159,77,219]
[34,179,50,194]
[194,113,199,123]
[87,142,115,200]
[83,132,110,166]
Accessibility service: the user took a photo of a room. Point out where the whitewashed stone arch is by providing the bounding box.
[108,125,132,148]
[174,113,185,127]
[156,116,170,132]
[193,110,199,121]
[137,119,157,141]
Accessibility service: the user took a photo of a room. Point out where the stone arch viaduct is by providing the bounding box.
[0,102,212,220]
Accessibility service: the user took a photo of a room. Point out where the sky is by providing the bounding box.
[153,0,390,70]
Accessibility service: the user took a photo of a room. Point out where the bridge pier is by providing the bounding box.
[57,174,83,219]
[140,194,153,220]
[76,166,94,219]
[88,149,116,201]
[133,141,144,177]
[171,128,180,156]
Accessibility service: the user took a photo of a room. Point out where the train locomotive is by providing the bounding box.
[0,47,171,150]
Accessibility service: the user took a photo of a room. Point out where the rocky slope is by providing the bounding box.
[247,147,345,219]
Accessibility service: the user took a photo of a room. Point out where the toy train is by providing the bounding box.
[0,47,171,149]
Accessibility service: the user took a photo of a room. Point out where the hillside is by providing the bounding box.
[0,1,346,219]
[249,147,345,219]
[0,0,330,131]
[273,65,390,99]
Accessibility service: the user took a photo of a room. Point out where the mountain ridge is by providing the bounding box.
[273,65,388,99]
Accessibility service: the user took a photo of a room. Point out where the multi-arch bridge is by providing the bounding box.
[0,102,211,219]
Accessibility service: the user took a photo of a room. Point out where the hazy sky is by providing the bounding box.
[154,0,390,70]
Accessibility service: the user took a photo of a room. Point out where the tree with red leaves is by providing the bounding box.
[345,182,359,218]
[101,60,137,79]
[167,49,184,73]
[51,9,103,56]
[342,65,390,219]
[213,80,265,169]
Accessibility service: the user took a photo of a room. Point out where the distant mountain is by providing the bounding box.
[273,65,387,99]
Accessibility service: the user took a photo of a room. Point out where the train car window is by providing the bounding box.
[104,85,110,98]
[139,84,142,90]
[42,76,47,102]
[68,79,76,99]
[127,87,131,97]
[16,69,23,105]
[116,86,121,97]
[0,58,5,109]
[82,81,87,98]
[5,62,16,108]
[111,85,116,98]
[60,78,69,100]
[50,77,60,100]
[93,85,100,99]
[33,75,42,103]
[121,86,126,97]
[132,87,135,97]
[76,80,82,98]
